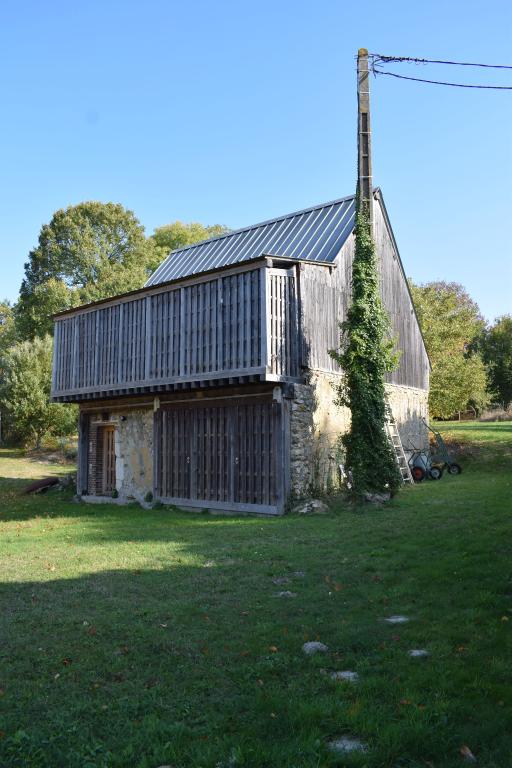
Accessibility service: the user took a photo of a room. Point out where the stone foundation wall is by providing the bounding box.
[289,371,429,498]
[83,406,154,503]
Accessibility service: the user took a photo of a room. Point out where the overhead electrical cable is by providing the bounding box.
[369,54,512,70]
[364,53,512,90]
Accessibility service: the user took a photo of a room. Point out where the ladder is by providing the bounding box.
[385,405,414,484]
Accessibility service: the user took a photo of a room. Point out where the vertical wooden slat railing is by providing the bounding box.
[52,264,303,398]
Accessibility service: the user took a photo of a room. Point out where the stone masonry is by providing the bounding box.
[289,370,429,498]
[84,406,153,503]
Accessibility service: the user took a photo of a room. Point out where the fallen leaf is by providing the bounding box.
[333,582,344,592]
[87,626,97,636]
[399,698,412,706]
[501,616,509,622]
[62,658,72,666]
[269,645,278,653]
[201,646,209,655]
[257,679,264,686]
[240,650,250,657]
[270,712,277,718]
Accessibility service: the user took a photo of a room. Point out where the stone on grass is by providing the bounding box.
[330,670,359,682]
[293,499,329,515]
[384,615,410,624]
[273,591,297,598]
[328,737,367,754]
[364,491,391,503]
[272,576,291,586]
[302,641,329,655]
[408,649,429,658]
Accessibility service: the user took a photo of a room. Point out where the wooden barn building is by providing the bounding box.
[51,188,429,514]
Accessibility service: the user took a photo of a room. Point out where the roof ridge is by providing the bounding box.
[166,192,357,256]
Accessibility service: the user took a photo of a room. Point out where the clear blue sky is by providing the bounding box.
[0,0,510,321]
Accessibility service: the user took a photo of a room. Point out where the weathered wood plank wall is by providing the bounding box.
[299,199,429,391]
[154,396,281,512]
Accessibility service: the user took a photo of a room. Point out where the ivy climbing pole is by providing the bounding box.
[330,49,401,498]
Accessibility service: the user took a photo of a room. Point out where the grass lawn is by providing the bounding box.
[1,422,511,767]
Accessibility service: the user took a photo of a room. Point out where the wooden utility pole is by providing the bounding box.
[357,48,373,226]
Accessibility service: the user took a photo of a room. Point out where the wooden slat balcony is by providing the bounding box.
[51,261,301,402]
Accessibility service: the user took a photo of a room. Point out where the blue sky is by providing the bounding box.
[0,0,510,321]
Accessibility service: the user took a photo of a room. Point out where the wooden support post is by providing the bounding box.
[357,47,373,226]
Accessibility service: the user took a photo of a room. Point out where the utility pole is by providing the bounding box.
[357,48,373,227]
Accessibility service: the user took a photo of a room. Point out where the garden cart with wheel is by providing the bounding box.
[405,438,443,482]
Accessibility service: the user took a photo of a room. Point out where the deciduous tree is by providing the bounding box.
[480,315,512,407]
[151,221,229,254]
[15,202,158,339]
[409,281,489,418]
[0,335,76,447]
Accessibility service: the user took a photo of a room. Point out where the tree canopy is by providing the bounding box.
[151,221,230,254]
[0,301,17,360]
[0,335,76,447]
[15,202,160,340]
[480,315,512,407]
[410,281,489,418]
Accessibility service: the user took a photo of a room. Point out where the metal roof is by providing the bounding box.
[146,194,356,286]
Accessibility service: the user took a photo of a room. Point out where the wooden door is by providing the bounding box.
[101,425,116,495]
[155,398,281,512]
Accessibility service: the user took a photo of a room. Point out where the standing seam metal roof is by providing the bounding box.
[146,193,356,285]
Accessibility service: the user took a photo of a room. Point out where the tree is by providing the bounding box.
[0,301,17,359]
[409,281,489,418]
[15,202,159,340]
[14,278,79,340]
[330,210,401,498]
[151,221,230,253]
[0,335,77,447]
[480,315,512,406]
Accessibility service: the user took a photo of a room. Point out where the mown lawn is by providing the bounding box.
[1,423,511,768]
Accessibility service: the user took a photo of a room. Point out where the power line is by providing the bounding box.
[366,53,512,90]
[372,68,512,90]
[369,54,512,70]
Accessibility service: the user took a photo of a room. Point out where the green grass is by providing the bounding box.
[0,423,511,767]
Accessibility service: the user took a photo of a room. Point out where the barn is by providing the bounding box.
[51,188,429,514]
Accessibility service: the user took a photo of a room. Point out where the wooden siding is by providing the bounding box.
[299,198,429,391]
[52,264,303,401]
[373,200,429,390]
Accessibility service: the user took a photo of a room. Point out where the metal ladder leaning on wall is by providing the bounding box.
[384,402,414,484]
